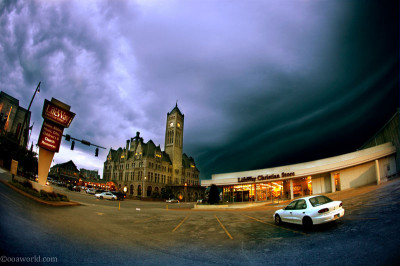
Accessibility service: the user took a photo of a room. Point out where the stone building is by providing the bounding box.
[80,168,100,180]
[103,104,202,200]
[0,91,31,148]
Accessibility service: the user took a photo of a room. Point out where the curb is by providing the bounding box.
[0,179,81,207]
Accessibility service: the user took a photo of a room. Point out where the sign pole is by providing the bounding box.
[37,148,54,186]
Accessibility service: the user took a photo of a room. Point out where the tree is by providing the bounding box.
[208,184,220,204]
[161,187,174,199]
[0,132,38,176]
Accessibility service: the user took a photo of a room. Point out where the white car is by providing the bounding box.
[166,199,179,203]
[86,188,96,194]
[273,195,344,228]
[95,192,117,200]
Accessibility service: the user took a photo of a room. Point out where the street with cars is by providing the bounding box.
[1,169,399,265]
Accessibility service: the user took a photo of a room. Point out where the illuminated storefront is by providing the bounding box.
[202,143,397,202]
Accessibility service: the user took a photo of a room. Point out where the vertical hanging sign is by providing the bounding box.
[37,98,75,187]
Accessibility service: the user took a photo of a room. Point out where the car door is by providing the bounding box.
[291,199,307,224]
[281,200,298,223]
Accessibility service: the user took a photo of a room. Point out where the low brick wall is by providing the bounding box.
[13,175,54,193]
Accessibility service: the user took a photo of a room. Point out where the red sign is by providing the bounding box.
[38,120,64,152]
[42,99,75,128]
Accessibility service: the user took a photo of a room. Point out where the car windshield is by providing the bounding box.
[285,200,298,210]
[309,196,333,207]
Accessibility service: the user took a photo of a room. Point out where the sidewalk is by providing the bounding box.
[0,167,80,207]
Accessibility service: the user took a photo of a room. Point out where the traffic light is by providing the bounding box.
[65,134,71,141]
[71,141,75,150]
[95,148,99,157]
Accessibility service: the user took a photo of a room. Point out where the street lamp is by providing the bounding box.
[18,81,41,147]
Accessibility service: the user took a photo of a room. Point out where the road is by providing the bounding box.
[1,169,399,265]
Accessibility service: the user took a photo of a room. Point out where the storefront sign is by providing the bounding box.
[38,120,64,153]
[237,172,295,183]
[42,99,75,128]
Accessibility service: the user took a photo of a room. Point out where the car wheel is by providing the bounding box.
[112,198,115,201]
[100,196,103,199]
[302,216,313,229]
[275,214,281,225]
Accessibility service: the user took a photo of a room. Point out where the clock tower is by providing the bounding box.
[165,103,184,181]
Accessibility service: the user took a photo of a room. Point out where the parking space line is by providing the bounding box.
[243,214,307,236]
[139,216,155,223]
[172,215,190,232]
[215,215,233,240]
[343,217,377,220]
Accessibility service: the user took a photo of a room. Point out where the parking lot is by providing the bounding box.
[50,178,394,243]
[2,169,400,264]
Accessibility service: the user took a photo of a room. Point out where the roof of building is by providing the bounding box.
[168,103,184,117]
[51,160,79,172]
[107,138,173,164]
[202,142,396,186]
[182,153,198,171]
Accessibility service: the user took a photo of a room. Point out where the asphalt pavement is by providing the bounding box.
[1,168,400,265]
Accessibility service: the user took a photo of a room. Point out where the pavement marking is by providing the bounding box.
[243,214,307,236]
[344,217,377,220]
[172,215,190,232]
[215,215,233,240]
[97,212,104,216]
[141,216,155,223]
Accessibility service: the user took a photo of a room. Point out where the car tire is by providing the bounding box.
[275,214,281,225]
[112,198,115,201]
[302,216,313,229]
[100,196,103,199]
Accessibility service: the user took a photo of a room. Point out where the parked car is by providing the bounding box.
[273,195,344,228]
[86,188,96,194]
[166,199,179,203]
[95,192,117,200]
[73,186,81,192]
[111,191,126,200]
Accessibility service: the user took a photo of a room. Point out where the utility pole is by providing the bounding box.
[18,82,41,147]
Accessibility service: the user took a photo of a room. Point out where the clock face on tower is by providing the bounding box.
[169,122,174,127]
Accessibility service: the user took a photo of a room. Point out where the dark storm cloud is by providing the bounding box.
[0,0,398,178]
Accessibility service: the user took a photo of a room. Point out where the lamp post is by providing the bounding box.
[18,81,41,147]
[142,176,147,199]
[184,182,187,202]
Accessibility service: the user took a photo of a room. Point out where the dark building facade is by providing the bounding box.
[49,160,79,181]
[0,91,31,148]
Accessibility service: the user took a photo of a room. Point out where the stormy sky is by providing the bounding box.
[0,0,398,180]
